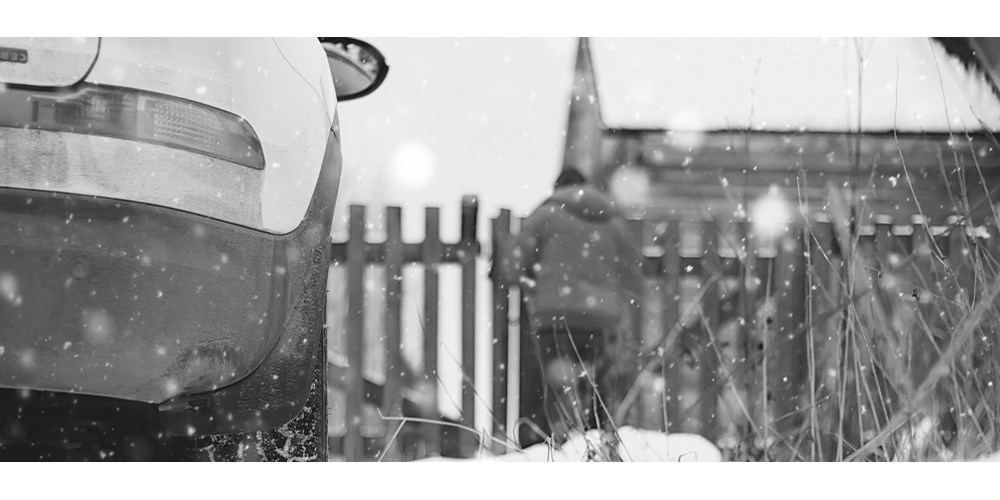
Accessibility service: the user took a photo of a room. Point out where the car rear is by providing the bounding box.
[0,37,341,459]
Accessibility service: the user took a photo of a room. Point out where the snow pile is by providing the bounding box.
[420,426,722,462]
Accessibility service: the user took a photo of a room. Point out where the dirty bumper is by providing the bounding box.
[0,188,288,405]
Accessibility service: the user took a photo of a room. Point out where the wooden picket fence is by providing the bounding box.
[617,212,999,460]
[325,196,1000,461]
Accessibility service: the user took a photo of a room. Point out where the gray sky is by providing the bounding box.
[335,38,577,241]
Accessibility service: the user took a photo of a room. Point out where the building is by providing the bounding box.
[564,38,1000,227]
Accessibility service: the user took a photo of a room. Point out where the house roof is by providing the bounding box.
[590,38,1000,133]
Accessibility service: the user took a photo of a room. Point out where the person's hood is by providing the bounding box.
[546,184,619,222]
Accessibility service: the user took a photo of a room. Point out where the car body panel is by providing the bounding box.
[0,186,281,403]
[0,126,340,410]
[0,37,99,87]
[1,37,337,234]
[159,130,341,435]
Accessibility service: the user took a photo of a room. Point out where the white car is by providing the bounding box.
[0,37,387,461]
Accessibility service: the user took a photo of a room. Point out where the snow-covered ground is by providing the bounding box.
[419,426,722,462]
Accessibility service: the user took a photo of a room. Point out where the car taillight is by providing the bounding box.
[0,83,265,170]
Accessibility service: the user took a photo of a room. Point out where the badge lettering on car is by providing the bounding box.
[0,47,28,64]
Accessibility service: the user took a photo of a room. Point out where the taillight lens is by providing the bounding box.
[0,83,265,170]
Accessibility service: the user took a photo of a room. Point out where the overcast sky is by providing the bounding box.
[335,38,577,241]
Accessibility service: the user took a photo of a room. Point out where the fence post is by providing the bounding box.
[625,219,646,427]
[516,216,547,446]
[491,209,512,454]
[769,226,806,459]
[741,221,768,453]
[697,221,720,441]
[947,215,974,303]
[871,215,902,428]
[661,221,682,433]
[459,195,480,457]
[633,220,671,432]
[345,204,367,461]
[381,206,404,461]
[808,216,840,460]
[421,207,442,457]
[909,216,937,390]
[873,214,898,324]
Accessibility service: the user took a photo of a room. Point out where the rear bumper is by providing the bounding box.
[0,128,341,435]
[0,186,282,402]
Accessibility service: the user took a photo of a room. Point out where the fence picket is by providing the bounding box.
[421,207,442,457]
[634,221,674,431]
[344,204,367,462]
[741,222,766,452]
[459,195,480,457]
[807,218,840,460]
[491,210,512,454]
[948,215,975,303]
[910,216,937,386]
[770,227,807,458]
[698,222,721,441]
[661,221,681,434]
[515,212,546,447]
[381,206,404,461]
[626,218,646,427]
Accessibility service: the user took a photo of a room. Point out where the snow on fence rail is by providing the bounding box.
[327,197,1000,461]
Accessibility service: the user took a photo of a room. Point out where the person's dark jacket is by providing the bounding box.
[500,184,643,334]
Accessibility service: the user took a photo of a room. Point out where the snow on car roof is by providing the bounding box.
[591,37,1000,133]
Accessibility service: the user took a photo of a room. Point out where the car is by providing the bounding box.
[0,37,388,461]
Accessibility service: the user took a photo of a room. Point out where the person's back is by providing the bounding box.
[500,169,642,448]
[517,184,639,332]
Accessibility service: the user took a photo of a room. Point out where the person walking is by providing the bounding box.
[498,168,643,449]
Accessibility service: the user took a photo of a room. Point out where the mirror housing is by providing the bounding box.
[319,37,389,101]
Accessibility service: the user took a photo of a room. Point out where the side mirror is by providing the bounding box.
[319,37,389,101]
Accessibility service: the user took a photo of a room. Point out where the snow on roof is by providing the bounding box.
[591,38,1000,133]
